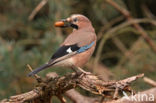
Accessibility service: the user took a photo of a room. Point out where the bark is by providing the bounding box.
[0,72,144,103]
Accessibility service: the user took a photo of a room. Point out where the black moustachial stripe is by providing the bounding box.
[70,24,78,29]
[51,44,80,59]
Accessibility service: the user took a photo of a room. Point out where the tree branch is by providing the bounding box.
[0,72,144,103]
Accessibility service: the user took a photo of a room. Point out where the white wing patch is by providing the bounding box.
[66,47,73,53]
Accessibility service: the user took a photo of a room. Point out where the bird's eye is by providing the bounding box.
[73,18,78,22]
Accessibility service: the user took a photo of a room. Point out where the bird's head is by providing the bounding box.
[54,14,92,30]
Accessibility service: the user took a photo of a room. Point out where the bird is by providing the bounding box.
[28,14,97,76]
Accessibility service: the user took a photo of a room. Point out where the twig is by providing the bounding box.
[113,88,119,100]
[57,95,66,103]
[144,77,156,87]
[97,16,124,40]
[105,0,156,53]
[27,64,42,83]
[28,0,48,21]
[141,4,155,19]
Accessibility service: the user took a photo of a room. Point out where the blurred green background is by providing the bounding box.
[0,0,156,102]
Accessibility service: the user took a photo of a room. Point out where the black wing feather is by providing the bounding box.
[51,44,80,59]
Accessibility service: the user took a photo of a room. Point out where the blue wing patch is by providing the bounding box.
[77,41,94,53]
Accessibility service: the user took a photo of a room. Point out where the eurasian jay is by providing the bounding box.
[28,14,97,76]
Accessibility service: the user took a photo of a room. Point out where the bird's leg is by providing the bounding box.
[77,67,91,75]
[71,65,91,75]
[71,66,79,74]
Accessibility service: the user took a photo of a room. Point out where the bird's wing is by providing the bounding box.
[48,41,95,65]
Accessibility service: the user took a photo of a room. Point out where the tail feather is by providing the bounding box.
[28,64,50,77]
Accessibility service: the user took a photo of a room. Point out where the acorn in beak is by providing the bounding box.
[54,19,71,27]
[54,18,78,29]
[54,21,65,27]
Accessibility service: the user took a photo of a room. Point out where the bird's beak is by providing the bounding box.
[54,18,71,28]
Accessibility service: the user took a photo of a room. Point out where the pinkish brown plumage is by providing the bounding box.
[28,14,97,76]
